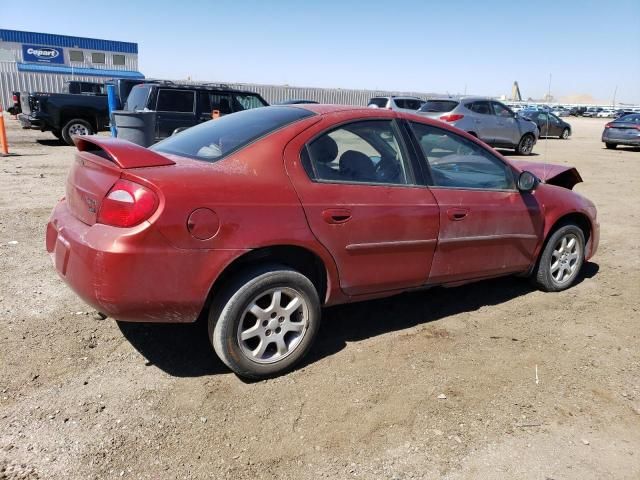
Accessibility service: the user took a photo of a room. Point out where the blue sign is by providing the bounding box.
[22,44,64,64]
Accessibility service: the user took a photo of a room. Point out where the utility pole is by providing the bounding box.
[612,85,617,108]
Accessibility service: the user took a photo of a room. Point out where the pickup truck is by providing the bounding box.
[18,78,148,145]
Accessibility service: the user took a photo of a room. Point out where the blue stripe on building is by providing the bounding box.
[0,29,138,54]
[17,63,145,79]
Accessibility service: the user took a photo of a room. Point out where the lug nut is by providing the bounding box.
[265,329,271,336]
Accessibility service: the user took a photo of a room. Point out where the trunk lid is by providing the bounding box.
[510,160,583,190]
[66,136,174,225]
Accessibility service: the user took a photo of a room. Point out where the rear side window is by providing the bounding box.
[466,101,492,115]
[394,99,422,110]
[368,98,388,108]
[151,106,315,162]
[419,100,459,113]
[124,86,150,111]
[156,89,195,113]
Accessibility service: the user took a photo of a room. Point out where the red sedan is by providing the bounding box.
[46,105,599,379]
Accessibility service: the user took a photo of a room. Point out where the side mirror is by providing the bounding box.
[518,171,539,192]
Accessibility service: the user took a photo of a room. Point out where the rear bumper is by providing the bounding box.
[601,132,640,145]
[46,200,244,323]
[18,113,41,129]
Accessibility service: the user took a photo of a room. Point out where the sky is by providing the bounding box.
[2,0,640,103]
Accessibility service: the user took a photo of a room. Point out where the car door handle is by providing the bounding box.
[447,208,469,221]
[322,208,352,224]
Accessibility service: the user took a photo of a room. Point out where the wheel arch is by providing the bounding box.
[201,244,335,319]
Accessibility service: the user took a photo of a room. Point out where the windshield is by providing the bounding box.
[151,106,315,162]
[418,100,459,113]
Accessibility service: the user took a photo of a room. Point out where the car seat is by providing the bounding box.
[339,150,377,182]
[309,135,341,180]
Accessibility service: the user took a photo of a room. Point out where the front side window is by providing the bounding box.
[410,122,515,190]
[112,54,126,66]
[69,50,84,62]
[306,121,412,185]
[156,89,195,113]
[91,52,105,64]
[492,102,513,117]
[233,94,268,111]
[466,101,492,115]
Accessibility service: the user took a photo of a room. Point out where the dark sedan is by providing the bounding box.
[520,110,571,139]
[602,113,640,149]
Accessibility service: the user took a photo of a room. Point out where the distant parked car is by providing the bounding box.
[520,111,571,139]
[597,109,616,118]
[417,97,539,155]
[583,107,602,118]
[552,107,570,117]
[367,96,425,113]
[602,113,640,149]
[614,109,635,118]
[121,83,269,145]
[569,106,587,116]
[46,104,599,378]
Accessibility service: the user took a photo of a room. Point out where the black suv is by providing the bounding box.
[122,83,269,142]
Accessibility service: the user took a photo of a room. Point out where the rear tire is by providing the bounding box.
[516,133,535,155]
[532,224,585,292]
[560,128,570,139]
[605,142,617,149]
[209,265,321,379]
[61,119,93,146]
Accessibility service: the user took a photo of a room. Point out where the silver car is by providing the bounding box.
[416,97,539,155]
[602,113,640,149]
[368,96,425,113]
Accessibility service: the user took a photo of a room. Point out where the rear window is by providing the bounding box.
[151,106,315,162]
[368,98,388,108]
[124,86,150,111]
[233,93,268,111]
[617,114,640,123]
[418,100,459,113]
[394,99,423,110]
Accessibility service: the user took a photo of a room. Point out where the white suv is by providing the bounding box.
[367,96,425,113]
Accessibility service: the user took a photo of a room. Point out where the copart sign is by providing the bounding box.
[22,45,64,64]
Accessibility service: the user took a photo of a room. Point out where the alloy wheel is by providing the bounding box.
[237,287,309,364]
[550,233,581,285]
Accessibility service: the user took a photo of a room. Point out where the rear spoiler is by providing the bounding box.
[74,136,175,169]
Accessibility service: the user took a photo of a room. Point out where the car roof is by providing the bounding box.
[134,82,259,95]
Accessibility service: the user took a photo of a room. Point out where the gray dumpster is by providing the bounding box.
[112,110,156,147]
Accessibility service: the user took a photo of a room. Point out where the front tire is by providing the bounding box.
[605,142,617,149]
[209,265,321,379]
[516,133,535,155]
[532,224,585,292]
[560,128,570,139]
[61,119,93,146]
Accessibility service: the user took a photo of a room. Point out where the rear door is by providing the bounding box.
[155,89,197,140]
[284,114,440,296]
[408,121,543,283]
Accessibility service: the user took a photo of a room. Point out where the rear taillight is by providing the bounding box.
[440,114,464,122]
[97,179,158,227]
[605,123,612,128]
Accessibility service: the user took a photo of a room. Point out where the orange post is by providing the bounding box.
[211,109,220,119]
[0,106,9,155]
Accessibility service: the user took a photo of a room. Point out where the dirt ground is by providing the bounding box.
[0,116,639,480]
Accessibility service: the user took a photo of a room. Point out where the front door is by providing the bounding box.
[285,116,440,296]
[408,121,543,283]
[491,101,520,145]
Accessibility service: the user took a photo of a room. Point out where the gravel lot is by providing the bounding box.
[0,116,639,480]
